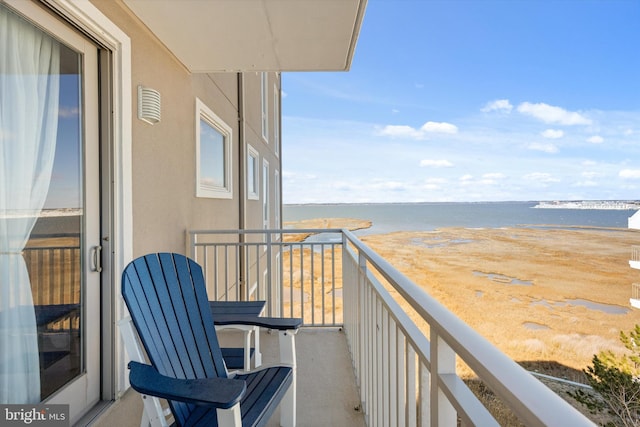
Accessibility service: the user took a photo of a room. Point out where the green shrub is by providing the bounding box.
[569,325,640,427]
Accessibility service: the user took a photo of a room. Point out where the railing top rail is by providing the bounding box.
[341,228,592,426]
[188,228,345,236]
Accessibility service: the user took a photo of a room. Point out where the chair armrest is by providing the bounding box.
[213,315,303,331]
[128,361,246,409]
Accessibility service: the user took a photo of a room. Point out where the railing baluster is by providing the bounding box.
[265,232,272,316]
[388,316,397,427]
[418,360,430,427]
[299,244,304,323]
[310,243,315,325]
[375,297,382,427]
[367,254,375,424]
[431,331,456,426]
[358,251,367,418]
[288,244,294,318]
[382,308,390,427]
[320,243,325,325]
[235,243,240,301]
[48,249,55,304]
[406,345,416,426]
[397,331,406,427]
[331,243,336,325]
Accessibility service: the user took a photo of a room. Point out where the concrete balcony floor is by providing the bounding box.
[91,328,365,427]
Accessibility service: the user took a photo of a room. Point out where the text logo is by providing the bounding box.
[1,405,69,427]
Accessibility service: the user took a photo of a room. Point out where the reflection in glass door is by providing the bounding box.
[27,40,86,401]
[0,1,101,417]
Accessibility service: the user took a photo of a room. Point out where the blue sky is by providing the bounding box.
[281,0,640,204]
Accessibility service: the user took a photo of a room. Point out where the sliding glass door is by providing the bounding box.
[0,1,101,421]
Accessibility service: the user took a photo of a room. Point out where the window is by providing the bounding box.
[196,98,232,199]
[247,144,259,200]
[262,159,269,229]
[261,72,268,142]
[273,83,280,156]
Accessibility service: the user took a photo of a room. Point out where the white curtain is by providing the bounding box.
[0,6,60,403]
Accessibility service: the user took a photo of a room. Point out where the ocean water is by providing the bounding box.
[283,201,637,236]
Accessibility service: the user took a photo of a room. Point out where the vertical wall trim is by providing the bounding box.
[237,72,246,299]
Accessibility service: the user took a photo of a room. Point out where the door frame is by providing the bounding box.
[2,0,133,418]
[6,0,134,408]
[43,0,134,401]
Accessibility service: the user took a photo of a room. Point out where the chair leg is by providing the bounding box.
[253,326,262,367]
[243,329,252,370]
[217,404,241,427]
[278,331,296,427]
[140,407,150,427]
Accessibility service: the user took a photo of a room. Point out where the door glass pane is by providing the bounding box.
[31,42,82,401]
[23,32,83,401]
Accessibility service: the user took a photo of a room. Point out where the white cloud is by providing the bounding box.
[523,172,561,183]
[483,173,506,180]
[481,99,513,113]
[517,102,592,125]
[587,135,604,144]
[376,125,424,139]
[282,109,640,203]
[392,109,400,114]
[283,171,316,180]
[376,121,458,140]
[58,107,80,118]
[479,173,506,185]
[619,169,640,179]
[574,180,598,187]
[541,129,564,139]
[527,142,559,153]
[581,171,603,179]
[372,181,407,191]
[420,121,458,134]
[419,159,454,168]
[425,177,447,184]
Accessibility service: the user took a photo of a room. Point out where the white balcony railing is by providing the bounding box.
[188,229,592,426]
[632,283,640,302]
[631,246,640,269]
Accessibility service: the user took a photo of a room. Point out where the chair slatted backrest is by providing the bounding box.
[122,253,228,425]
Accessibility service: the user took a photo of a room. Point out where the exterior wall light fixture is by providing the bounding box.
[137,85,161,124]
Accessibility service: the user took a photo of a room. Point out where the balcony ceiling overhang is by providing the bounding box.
[122,0,367,72]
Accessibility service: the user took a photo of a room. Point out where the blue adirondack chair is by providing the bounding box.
[121,253,299,427]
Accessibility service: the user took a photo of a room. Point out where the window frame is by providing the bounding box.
[195,97,233,199]
[261,72,268,143]
[262,158,270,229]
[247,143,259,200]
[274,169,280,240]
[273,82,280,157]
